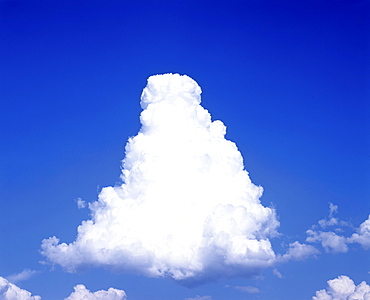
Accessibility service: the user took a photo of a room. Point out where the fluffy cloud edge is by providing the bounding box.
[41,73,280,283]
[312,275,370,300]
[0,277,40,300]
[306,204,370,253]
[0,277,127,300]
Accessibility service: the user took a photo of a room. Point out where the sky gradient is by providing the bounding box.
[1,0,369,299]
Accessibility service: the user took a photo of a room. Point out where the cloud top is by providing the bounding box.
[41,73,279,283]
[65,284,126,300]
[0,277,126,300]
[0,276,41,300]
[313,275,370,300]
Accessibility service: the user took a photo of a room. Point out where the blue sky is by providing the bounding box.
[1,0,369,299]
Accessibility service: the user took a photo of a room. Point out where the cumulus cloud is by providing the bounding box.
[349,216,370,249]
[306,230,348,253]
[0,277,126,300]
[65,284,126,300]
[279,241,319,262]
[0,276,41,300]
[312,275,370,300]
[41,73,279,283]
[306,204,370,253]
[6,269,38,284]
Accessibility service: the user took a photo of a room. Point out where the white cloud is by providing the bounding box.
[306,230,348,254]
[349,215,370,249]
[306,204,370,254]
[65,284,126,300]
[0,276,41,300]
[6,269,38,284]
[318,203,339,228]
[280,241,319,262]
[0,277,126,300]
[76,198,87,209]
[234,285,260,294]
[184,296,212,300]
[273,268,284,279]
[41,74,279,283]
[312,275,370,300]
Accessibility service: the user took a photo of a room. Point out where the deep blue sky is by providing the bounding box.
[1,0,369,299]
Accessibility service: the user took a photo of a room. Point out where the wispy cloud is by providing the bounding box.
[184,296,212,300]
[75,197,87,209]
[6,269,38,284]
[273,268,284,279]
[41,74,279,284]
[234,285,260,294]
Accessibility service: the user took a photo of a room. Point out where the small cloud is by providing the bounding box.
[279,241,319,262]
[76,198,86,209]
[328,203,338,218]
[273,268,284,279]
[234,285,260,294]
[316,203,352,229]
[0,277,127,300]
[312,275,370,300]
[6,269,38,284]
[184,296,212,300]
[306,230,348,253]
[65,284,127,300]
[306,205,369,253]
[349,215,370,249]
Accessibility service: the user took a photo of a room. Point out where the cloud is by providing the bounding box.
[41,74,279,283]
[306,204,370,253]
[234,285,260,294]
[65,284,126,300]
[349,215,370,249]
[279,241,319,262]
[312,275,370,300]
[0,276,41,300]
[76,198,87,209]
[306,231,348,254]
[6,269,38,284]
[317,203,339,228]
[0,277,126,300]
[184,296,212,300]
[316,203,350,229]
[273,268,284,279]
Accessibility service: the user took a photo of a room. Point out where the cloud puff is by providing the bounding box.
[279,241,319,262]
[0,276,41,300]
[349,216,370,249]
[312,275,370,300]
[65,284,126,300]
[306,204,370,253]
[41,73,279,283]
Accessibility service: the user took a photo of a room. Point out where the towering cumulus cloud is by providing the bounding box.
[41,74,279,283]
